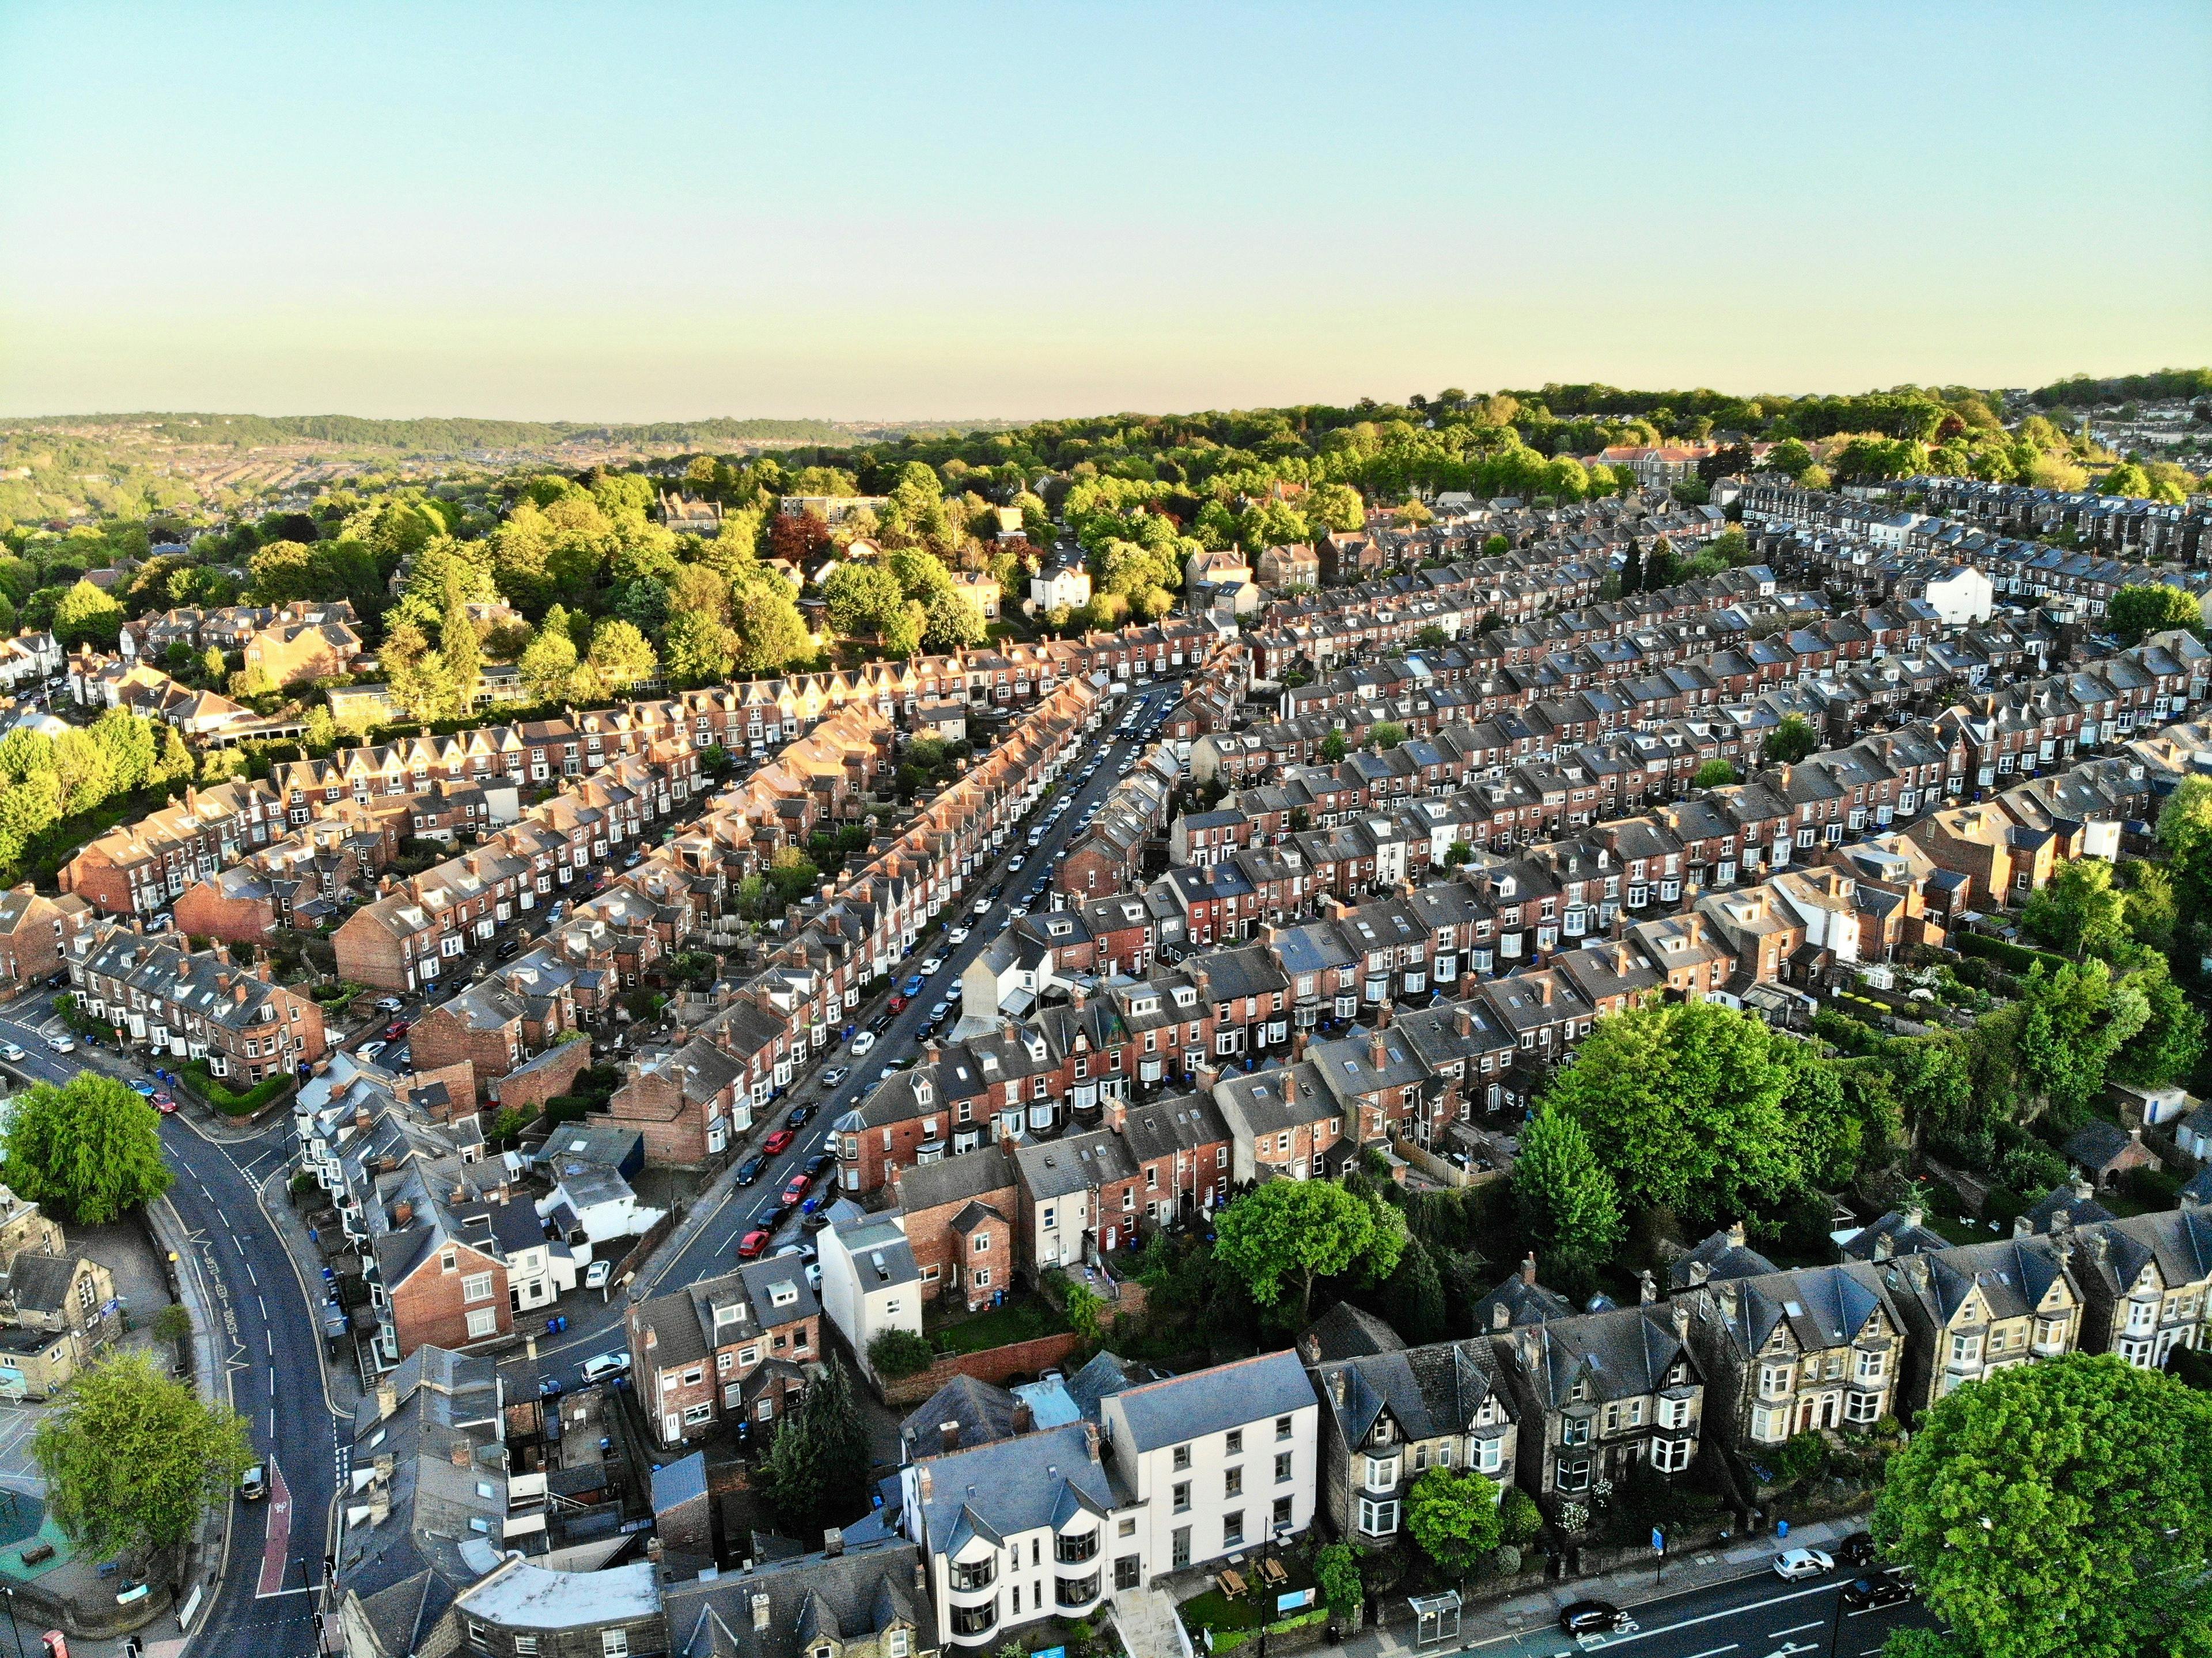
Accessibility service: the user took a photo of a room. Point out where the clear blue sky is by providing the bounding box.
[3,1,2207,422]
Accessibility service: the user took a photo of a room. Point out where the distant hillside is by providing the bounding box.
[0,411,879,452]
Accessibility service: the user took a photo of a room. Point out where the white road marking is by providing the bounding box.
[1771,1623,1823,1638]
[1684,1646,1740,1658]
[1600,1582,1834,1648]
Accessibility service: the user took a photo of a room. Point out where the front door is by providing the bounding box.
[1116,1555,1142,1591]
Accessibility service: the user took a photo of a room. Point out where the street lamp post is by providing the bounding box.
[0,1585,27,1658]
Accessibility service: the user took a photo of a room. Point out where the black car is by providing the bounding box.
[735,1156,766,1187]
[1558,1600,1626,1636]
[751,1201,784,1232]
[1840,1573,1911,1611]
[804,1152,834,1179]
[497,938,521,958]
[785,1104,814,1129]
[1838,1530,1878,1568]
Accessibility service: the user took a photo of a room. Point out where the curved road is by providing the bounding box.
[0,1000,335,1658]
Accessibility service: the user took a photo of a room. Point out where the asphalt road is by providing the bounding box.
[0,994,336,1658]
[493,680,1190,1393]
[1465,1564,1934,1658]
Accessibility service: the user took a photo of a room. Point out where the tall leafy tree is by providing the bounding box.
[2014,958,2148,1125]
[1214,1179,1404,1320]
[2,1074,173,1225]
[32,1352,252,1560]
[2019,858,2127,959]
[1762,714,1820,765]
[1405,1466,1502,1581]
[51,578,124,649]
[2106,582,2201,645]
[1872,1354,2212,1658]
[757,1359,873,1542]
[1511,1107,1624,1281]
[1540,1000,1802,1221]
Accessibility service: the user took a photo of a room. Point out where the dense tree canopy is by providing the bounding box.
[1,1073,174,1224]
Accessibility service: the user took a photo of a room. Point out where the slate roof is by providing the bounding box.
[1105,1350,1315,1454]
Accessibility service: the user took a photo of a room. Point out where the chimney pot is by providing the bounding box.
[1490,1301,1508,1332]
[1519,1252,1537,1287]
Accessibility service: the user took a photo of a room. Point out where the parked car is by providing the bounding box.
[736,1229,771,1260]
[50,1036,74,1054]
[929,1000,949,1020]
[919,956,944,975]
[1007,854,1025,872]
[819,1066,849,1089]
[0,1043,25,1062]
[1840,1574,1911,1611]
[804,1152,834,1178]
[382,1019,410,1041]
[1773,1548,1835,1581]
[152,1092,177,1115]
[948,926,970,944]
[889,994,909,1013]
[584,1260,612,1290]
[1838,1531,1878,1568]
[497,938,520,959]
[238,1464,268,1502]
[359,1040,387,1063]
[902,975,925,997]
[763,1129,795,1156]
[736,1155,767,1186]
[973,895,993,915]
[1558,1601,1626,1636]
[785,1104,813,1129]
[580,1351,632,1383]
[779,1173,811,1207]
[851,1031,876,1056]
[374,997,404,1014]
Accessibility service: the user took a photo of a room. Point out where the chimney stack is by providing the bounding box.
[1872,1231,1895,1263]
[1519,1252,1537,1287]
[1368,1031,1387,1071]
[1490,1300,1509,1333]
[823,1527,844,1558]
[1638,1270,1657,1305]
[939,1421,961,1455]
[376,1380,398,1421]
[1012,1400,1034,1435]
[1725,1219,1746,1250]
[2012,1214,2033,1239]
[449,1438,472,1469]
[752,1593,773,1631]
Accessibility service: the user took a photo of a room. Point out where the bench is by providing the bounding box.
[18,1542,52,1566]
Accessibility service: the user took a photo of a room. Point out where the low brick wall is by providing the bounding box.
[879,1331,1084,1407]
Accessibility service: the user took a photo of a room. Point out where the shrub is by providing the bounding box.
[1498,1484,1544,1546]
[867,1328,934,1380]
[150,1304,193,1345]
[1488,1543,1522,1577]
[2127,1164,2182,1207]
[181,1062,291,1117]
[2001,1142,2069,1194]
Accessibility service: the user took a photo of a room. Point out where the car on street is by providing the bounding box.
[152,1092,176,1114]
[50,1036,73,1054]
[736,1155,767,1186]
[584,1260,612,1290]
[902,974,925,997]
[238,1464,268,1502]
[383,1019,410,1040]
[948,926,969,944]
[1838,1531,1878,1568]
[785,1104,813,1129]
[779,1173,811,1207]
[763,1129,796,1156]
[929,999,949,1020]
[497,938,520,958]
[359,1040,387,1063]
[1773,1548,1835,1581]
[0,1043,24,1062]
[919,956,944,975]
[820,1066,849,1089]
[972,895,992,914]
[1558,1600,1626,1636]
[737,1229,771,1259]
[581,1350,632,1383]
[804,1152,834,1178]
[850,1031,876,1056]
[1840,1573,1912,1611]
[1007,854,1025,872]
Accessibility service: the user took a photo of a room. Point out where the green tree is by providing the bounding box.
[1314,1543,1363,1624]
[1405,1466,1502,1581]
[2113,956,2205,1089]
[442,592,480,716]
[1766,438,1815,480]
[1762,714,1820,765]
[584,618,658,695]
[2,1073,173,1224]
[2157,774,2212,913]
[1691,759,1738,789]
[1319,731,1348,763]
[1512,1107,1626,1281]
[2105,583,2201,645]
[1539,1000,1802,1220]
[732,581,812,673]
[1214,1180,1404,1320]
[1371,1234,1448,1345]
[2014,958,2149,1125]
[1618,540,1643,594]
[32,1351,252,1560]
[1872,1354,2212,1658]
[756,1358,872,1540]
[822,562,906,639]
[922,588,984,652]
[51,578,124,649]
[1497,1485,1543,1547]
[2118,860,2179,954]
[662,611,737,688]
[517,610,581,703]
[1369,721,1407,751]
[2019,858,2127,959]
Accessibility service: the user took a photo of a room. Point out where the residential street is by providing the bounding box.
[491,680,1188,1399]
[0,995,335,1658]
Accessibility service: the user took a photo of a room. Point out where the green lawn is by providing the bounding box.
[926,1294,1066,1355]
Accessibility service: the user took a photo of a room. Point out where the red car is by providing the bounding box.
[736,1229,771,1260]
[151,1092,177,1115]
[763,1129,795,1156]
[888,994,908,1013]
[382,1019,410,1041]
[778,1173,811,1208]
